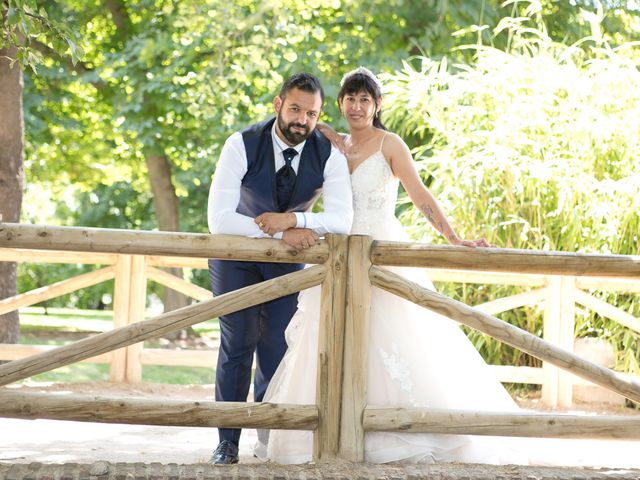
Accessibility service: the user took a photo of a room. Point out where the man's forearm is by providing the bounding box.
[295,211,352,235]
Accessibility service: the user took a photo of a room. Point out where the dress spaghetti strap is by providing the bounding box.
[378,131,388,151]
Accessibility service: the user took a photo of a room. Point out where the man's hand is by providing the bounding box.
[282,228,320,251]
[317,123,347,154]
[255,212,297,236]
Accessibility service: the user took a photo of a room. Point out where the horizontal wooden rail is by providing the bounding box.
[146,255,208,269]
[576,276,640,293]
[372,242,640,277]
[0,344,111,363]
[0,391,317,430]
[473,287,547,315]
[574,289,640,334]
[0,223,328,264]
[0,264,326,386]
[363,407,640,439]
[492,365,547,384]
[145,265,212,301]
[0,345,214,367]
[140,348,217,367]
[0,266,116,316]
[427,268,548,286]
[370,266,640,404]
[0,247,118,265]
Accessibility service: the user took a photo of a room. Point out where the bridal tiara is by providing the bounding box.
[340,66,383,90]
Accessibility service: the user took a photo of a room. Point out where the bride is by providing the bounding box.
[255,67,635,466]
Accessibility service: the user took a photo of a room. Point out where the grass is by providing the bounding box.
[16,307,220,385]
[20,306,114,332]
[19,306,220,335]
[21,364,215,385]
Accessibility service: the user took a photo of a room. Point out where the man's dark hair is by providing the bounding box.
[279,73,325,105]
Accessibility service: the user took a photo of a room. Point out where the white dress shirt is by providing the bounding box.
[207,122,353,239]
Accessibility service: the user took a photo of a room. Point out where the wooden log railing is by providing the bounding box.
[363,407,640,439]
[0,265,326,386]
[0,223,328,264]
[370,266,640,403]
[1,223,640,463]
[2,248,638,403]
[2,228,639,406]
[0,223,344,460]
[0,390,318,430]
[371,241,640,277]
[0,221,328,384]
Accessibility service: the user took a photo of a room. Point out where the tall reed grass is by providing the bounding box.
[383,18,640,372]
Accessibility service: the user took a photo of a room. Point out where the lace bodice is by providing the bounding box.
[350,150,400,239]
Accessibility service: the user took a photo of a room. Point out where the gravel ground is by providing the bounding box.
[2,460,640,480]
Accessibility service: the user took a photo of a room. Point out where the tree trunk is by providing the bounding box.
[144,153,189,317]
[0,45,25,344]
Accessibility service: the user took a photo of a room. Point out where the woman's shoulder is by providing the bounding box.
[378,130,411,175]
[380,130,408,153]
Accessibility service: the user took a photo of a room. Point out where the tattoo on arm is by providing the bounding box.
[419,203,444,234]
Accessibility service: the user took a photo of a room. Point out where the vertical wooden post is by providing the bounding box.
[339,235,372,462]
[313,234,349,460]
[543,276,560,407]
[125,255,147,383]
[542,276,575,408]
[557,276,576,408]
[111,255,131,382]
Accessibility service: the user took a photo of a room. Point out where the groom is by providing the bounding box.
[207,73,353,464]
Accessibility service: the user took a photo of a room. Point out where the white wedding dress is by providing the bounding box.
[257,140,640,467]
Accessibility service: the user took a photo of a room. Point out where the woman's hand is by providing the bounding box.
[316,123,347,154]
[450,236,494,248]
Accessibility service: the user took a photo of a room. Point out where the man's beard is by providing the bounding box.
[277,114,312,145]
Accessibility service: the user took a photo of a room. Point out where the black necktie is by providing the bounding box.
[276,148,297,211]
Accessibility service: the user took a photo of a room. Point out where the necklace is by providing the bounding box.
[346,131,379,156]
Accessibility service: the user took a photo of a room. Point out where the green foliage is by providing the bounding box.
[20,0,513,305]
[0,0,82,71]
[383,13,640,371]
[18,261,115,310]
[14,0,640,371]
[18,182,158,310]
[18,308,218,384]
[21,0,637,237]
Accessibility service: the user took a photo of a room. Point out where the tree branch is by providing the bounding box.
[31,39,106,90]
[103,0,132,35]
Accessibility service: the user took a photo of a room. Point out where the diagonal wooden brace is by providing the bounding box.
[0,264,326,386]
[370,265,640,404]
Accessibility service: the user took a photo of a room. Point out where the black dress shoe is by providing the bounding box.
[210,440,239,465]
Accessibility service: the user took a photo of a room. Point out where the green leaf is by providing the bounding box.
[67,38,76,57]
[7,7,21,26]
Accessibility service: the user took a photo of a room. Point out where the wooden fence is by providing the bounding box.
[2,229,639,407]
[0,223,640,462]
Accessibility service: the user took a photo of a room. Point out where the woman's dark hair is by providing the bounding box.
[338,70,386,130]
[279,72,325,105]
